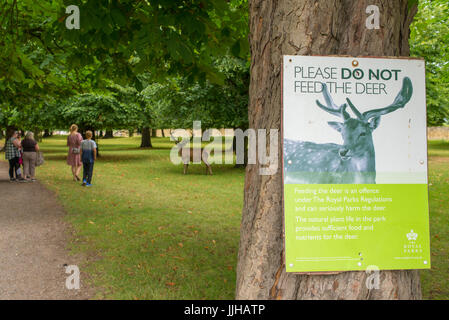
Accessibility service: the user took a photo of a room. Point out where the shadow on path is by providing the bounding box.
[0,161,92,300]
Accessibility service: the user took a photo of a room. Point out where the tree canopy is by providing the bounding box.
[0,0,250,133]
[410,0,449,125]
[1,0,448,133]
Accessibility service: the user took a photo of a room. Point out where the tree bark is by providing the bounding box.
[33,130,42,142]
[140,127,152,148]
[103,129,114,139]
[233,130,250,168]
[43,129,52,138]
[236,0,420,300]
[151,128,157,137]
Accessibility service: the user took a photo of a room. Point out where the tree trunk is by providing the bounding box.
[140,127,152,148]
[129,129,134,137]
[43,129,52,138]
[33,130,42,142]
[161,129,166,138]
[103,130,114,139]
[236,0,420,300]
[233,129,250,168]
[151,128,157,137]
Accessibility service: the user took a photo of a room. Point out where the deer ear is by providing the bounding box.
[369,117,381,130]
[328,122,343,132]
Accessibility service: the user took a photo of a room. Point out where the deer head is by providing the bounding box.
[170,131,189,148]
[316,77,413,167]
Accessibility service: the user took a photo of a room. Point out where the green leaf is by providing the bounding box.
[231,41,240,57]
[111,8,127,27]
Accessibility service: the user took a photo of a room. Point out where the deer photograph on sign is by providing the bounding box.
[284,76,413,184]
[282,55,431,273]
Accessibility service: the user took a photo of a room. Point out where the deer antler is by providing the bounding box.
[361,77,413,120]
[170,131,188,148]
[345,98,364,120]
[316,83,351,120]
[169,130,177,142]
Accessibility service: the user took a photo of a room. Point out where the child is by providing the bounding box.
[16,131,25,181]
[80,131,97,187]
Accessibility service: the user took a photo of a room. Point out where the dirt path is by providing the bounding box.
[0,161,91,299]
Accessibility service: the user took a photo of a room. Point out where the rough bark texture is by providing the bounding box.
[141,127,152,148]
[236,0,420,300]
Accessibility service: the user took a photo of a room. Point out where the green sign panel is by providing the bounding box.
[283,56,431,273]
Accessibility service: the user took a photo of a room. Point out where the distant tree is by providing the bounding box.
[410,0,449,125]
[1,0,249,136]
[58,93,140,152]
[107,82,154,148]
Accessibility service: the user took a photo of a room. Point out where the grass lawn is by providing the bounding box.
[30,136,449,299]
[37,135,245,299]
[422,140,449,300]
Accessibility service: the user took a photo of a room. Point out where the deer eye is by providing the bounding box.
[359,132,366,138]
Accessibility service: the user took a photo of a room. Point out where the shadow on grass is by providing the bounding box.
[42,146,173,154]
[40,149,68,154]
[163,163,246,176]
[43,154,148,162]
[428,141,449,150]
[105,146,172,152]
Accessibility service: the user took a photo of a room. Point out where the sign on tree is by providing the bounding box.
[282,55,430,273]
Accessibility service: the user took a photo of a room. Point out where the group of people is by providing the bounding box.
[4,124,97,187]
[67,124,97,187]
[4,129,40,182]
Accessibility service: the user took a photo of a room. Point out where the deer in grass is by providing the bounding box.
[284,77,413,184]
[170,132,213,175]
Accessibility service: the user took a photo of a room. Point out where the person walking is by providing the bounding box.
[21,131,40,182]
[67,124,83,181]
[16,131,24,179]
[5,129,24,182]
[80,130,97,187]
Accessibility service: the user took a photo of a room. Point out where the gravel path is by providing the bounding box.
[0,161,92,300]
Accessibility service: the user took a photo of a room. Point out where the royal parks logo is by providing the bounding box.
[404,229,423,255]
[407,229,418,241]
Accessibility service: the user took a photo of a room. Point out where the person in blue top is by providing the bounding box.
[80,131,97,187]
